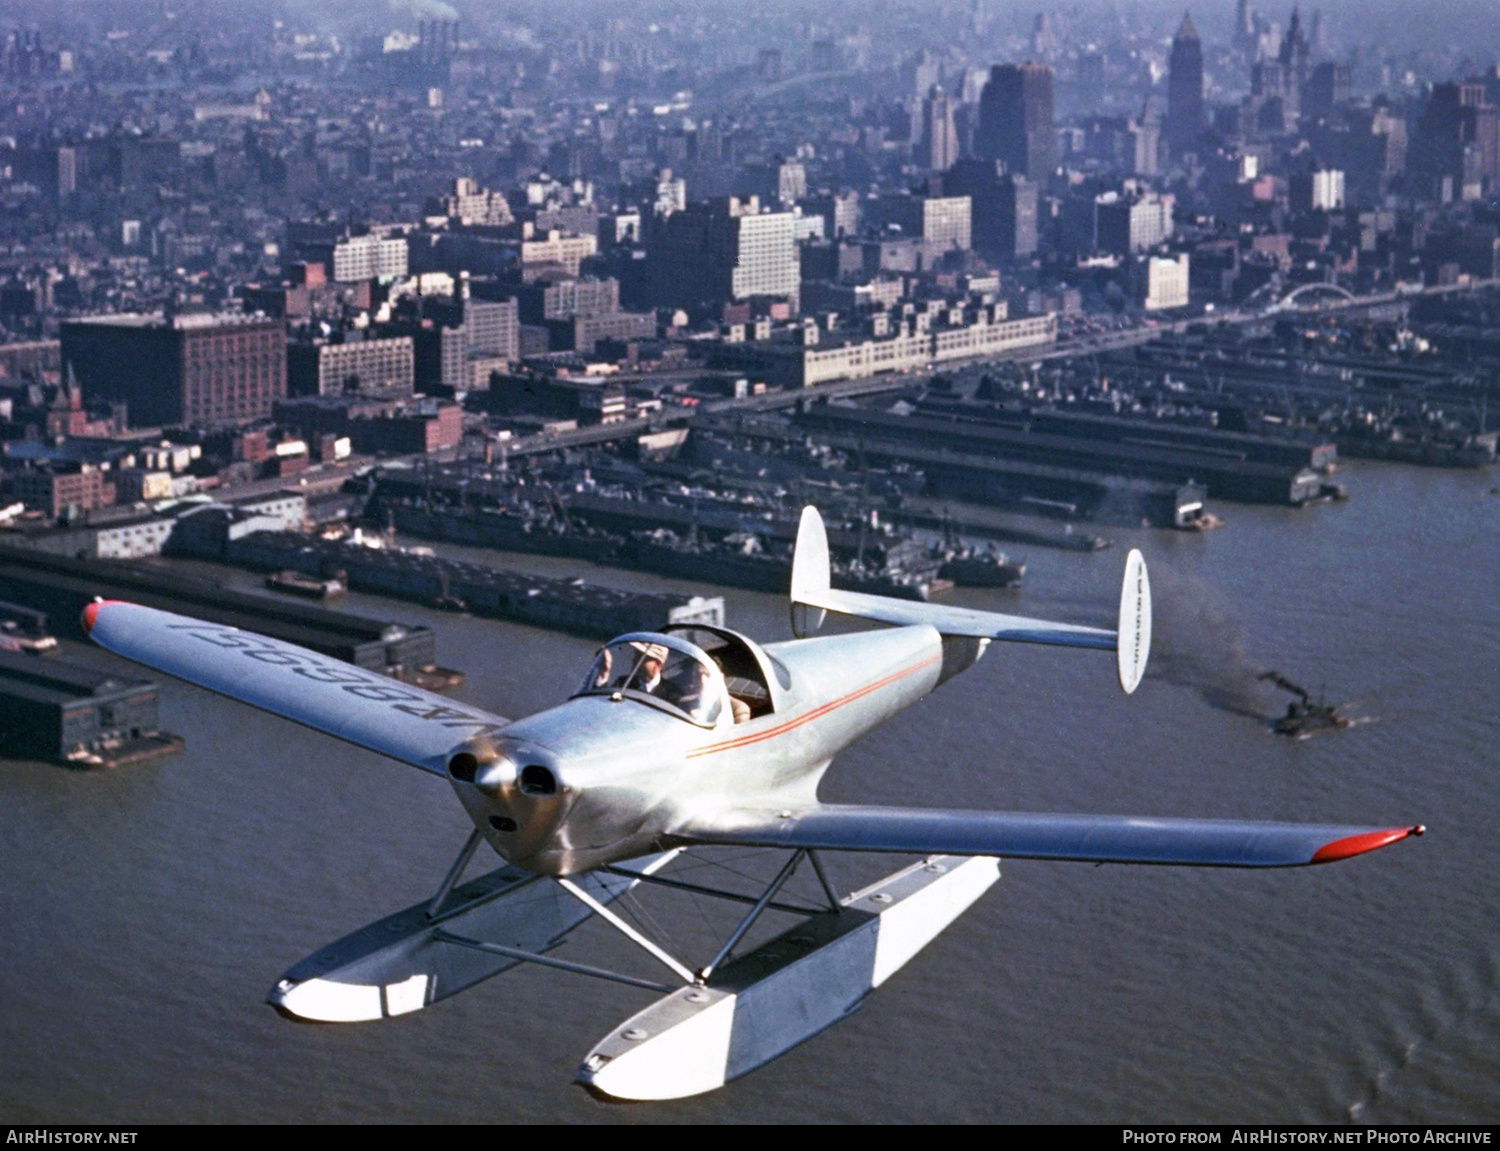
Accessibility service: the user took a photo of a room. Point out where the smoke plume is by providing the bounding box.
[1145,565,1273,718]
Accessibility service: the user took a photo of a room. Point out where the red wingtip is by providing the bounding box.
[1311,825,1424,864]
[81,599,124,635]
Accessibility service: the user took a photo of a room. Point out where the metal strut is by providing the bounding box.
[699,850,805,982]
[556,876,698,985]
[807,850,843,912]
[432,929,675,994]
[600,864,825,916]
[426,828,484,920]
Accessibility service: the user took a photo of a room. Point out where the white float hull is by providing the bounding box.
[577,855,1000,1101]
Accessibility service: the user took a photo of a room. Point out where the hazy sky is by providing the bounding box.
[1,0,1495,61]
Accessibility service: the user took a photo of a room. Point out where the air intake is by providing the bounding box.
[519,765,557,796]
[447,752,480,782]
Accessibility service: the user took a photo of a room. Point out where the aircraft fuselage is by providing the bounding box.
[450,624,949,876]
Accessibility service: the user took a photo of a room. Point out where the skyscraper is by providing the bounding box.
[1233,0,1258,57]
[1167,13,1204,155]
[919,86,960,171]
[975,62,1055,180]
[1277,7,1312,124]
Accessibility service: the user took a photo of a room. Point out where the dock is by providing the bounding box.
[0,544,438,676]
[0,649,183,768]
[795,404,1329,507]
[194,529,726,641]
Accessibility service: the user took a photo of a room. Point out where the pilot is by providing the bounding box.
[630,642,670,693]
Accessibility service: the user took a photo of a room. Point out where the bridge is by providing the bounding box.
[1263,282,1357,313]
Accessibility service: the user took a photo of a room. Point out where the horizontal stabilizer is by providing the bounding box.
[84,600,510,776]
[796,586,1117,650]
[790,505,1151,692]
[674,805,1424,868]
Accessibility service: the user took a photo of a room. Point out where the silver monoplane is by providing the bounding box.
[83,505,1423,1100]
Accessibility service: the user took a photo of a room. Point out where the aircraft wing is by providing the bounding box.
[672,805,1424,867]
[84,600,509,777]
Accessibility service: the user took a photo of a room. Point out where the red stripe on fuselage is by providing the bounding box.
[687,653,942,758]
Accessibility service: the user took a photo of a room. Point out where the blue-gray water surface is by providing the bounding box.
[1,459,1496,1123]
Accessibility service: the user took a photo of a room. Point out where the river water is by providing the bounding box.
[2,459,1497,1123]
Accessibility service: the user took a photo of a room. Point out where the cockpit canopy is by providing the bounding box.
[574,633,724,727]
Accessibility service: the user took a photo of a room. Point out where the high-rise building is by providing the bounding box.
[1309,9,1328,57]
[1290,168,1346,211]
[904,50,940,100]
[55,147,76,199]
[1411,82,1497,202]
[1276,7,1312,124]
[975,63,1055,180]
[871,194,973,251]
[1132,114,1162,177]
[61,313,286,428]
[919,86,961,172]
[804,191,862,239]
[649,197,799,314]
[438,177,515,226]
[654,170,687,217]
[777,159,807,204]
[1094,191,1175,254]
[1167,13,1205,154]
[1141,254,1190,311]
[1234,0,1258,56]
[465,299,520,362]
[287,334,415,398]
[943,160,1037,260]
[331,234,409,282]
[1303,61,1352,119]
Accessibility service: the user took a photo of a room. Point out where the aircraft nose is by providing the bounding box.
[446,743,574,867]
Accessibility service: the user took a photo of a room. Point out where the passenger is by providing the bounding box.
[665,659,714,717]
[708,656,753,724]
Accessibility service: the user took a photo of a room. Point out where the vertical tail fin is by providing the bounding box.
[1116,549,1151,695]
[790,505,830,637]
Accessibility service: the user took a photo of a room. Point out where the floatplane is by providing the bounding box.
[84,506,1423,1100]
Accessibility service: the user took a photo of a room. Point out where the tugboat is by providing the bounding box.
[1258,671,1350,738]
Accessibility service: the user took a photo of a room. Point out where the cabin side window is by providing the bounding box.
[664,626,777,724]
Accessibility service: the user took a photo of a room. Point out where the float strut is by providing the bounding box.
[807,850,842,911]
[699,850,805,982]
[426,828,484,920]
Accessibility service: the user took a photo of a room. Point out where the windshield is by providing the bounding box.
[578,638,723,726]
